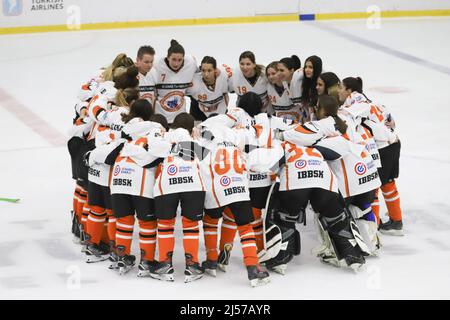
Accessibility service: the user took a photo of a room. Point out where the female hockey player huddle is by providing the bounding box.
[68,39,404,287]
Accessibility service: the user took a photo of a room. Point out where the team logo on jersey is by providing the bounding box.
[160,91,184,112]
[295,160,307,170]
[354,162,367,175]
[113,165,121,176]
[220,176,231,187]
[167,164,178,176]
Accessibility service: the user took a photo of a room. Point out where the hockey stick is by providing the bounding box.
[0,198,20,203]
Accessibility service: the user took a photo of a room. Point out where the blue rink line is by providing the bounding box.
[309,22,450,76]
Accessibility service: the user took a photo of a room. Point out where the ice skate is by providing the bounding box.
[108,251,119,270]
[184,254,204,283]
[218,243,233,272]
[379,219,404,236]
[344,247,366,272]
[202,260,218,277]
[137,260,158,277]
[264,250,293,275]
[184,264,204,283]
[85,242,110,263]
[117,254,136,275]
[247,265,270,287]
[107,241,118,270]
[149,260,174,282]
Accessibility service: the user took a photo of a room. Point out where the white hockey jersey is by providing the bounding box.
[154,128,205,197]
[198,125,250,209]
[138,72,155,103]
[149,56,197,123]
[281,117,381,197]
[201,108,294,188]
[339,92,398,166]
[248,141,338,193]
[77,69,104,102]
[109,119,171,198]
[86,94,115,187]
[267,82,302,122]
[187,71,229,117]
[228,67,269,111]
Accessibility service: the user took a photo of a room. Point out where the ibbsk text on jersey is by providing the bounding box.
[169,176,194,185]
[224,186,246,196]
[297,170,324,179]
[358,172,378,185]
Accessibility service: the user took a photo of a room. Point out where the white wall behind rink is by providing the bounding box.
[300,0,450,14]
[1,0,449,29]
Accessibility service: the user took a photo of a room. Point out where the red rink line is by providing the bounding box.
[0,87,67,147]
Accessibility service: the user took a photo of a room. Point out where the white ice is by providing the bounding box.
[0,17,450,300]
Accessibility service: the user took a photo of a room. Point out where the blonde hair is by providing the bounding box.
[102,53,134,81]
[115,87,140,107]
[327,84,340,103]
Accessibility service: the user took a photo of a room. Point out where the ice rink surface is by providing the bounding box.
[0,17,450,300]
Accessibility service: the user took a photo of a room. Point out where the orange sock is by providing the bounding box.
[86,205,106,245]
[157,218,176,262]
[100,210,111,244]
[106,210,116,243]
[203,215,219,261]
[139,219,157,261]
[182,217,200,263]
[219,207,237,251]
[81,199,90,231]
[237,224,258,266]
[251,208,264,252]
[371,189,380,225]
[381,181,402,221]
[116,215,135,255]
[75,188,87,223]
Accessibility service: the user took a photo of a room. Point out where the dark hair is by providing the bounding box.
[342,77,363,94]
[317,95,347,134]
[172,112,195,134]
[122,99,154,123]
[167,39,185,57]
[238,92,263,117]
[342,76,372,102]
[150,114,169,132]
[114,65,139,90]
[239,51,264,78]
[319,72,340,94]
[137,45,155,59]
[201,56,217,69]
[279,55,301,71]
[301,55,323,106]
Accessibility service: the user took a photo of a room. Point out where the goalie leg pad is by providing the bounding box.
[348,205,381,255]
[319,211,366,268]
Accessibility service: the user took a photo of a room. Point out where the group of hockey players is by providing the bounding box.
[67,39,404,287]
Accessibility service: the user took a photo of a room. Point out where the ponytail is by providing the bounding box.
[103,53,134,81]
[279,55,301,71]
